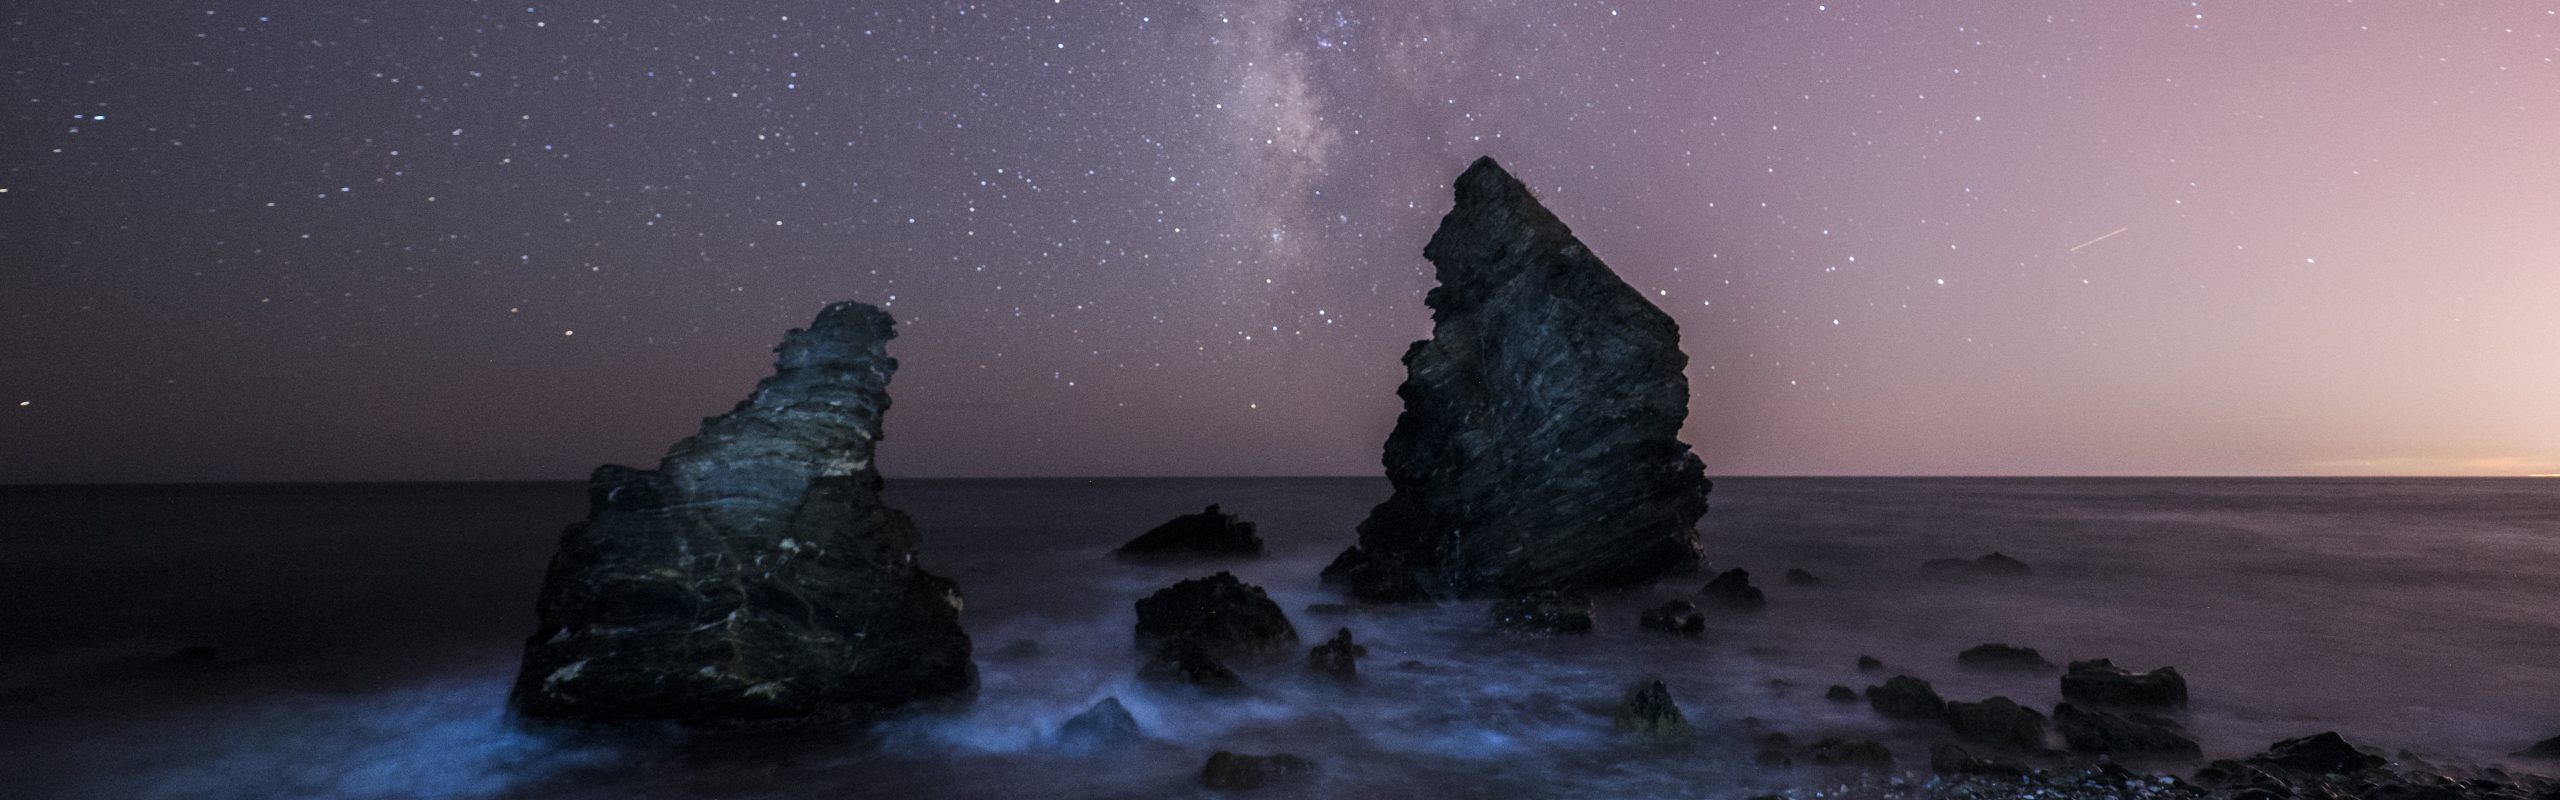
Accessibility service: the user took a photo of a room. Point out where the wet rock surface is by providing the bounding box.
[1490,588,1594,634]
[1138,638,1242,690]
[1613,680,1693,744]
[1801,736,1895,768]
[1700,568,1769,611]
[1638,600,1706,635]
[2062,658,2189,708]
[1930,743,2032,777]
[1054,697,1142,755]
[1131,572,1299,664]
[1945,696,2049,751]
[1866,675,1949,720]
[1113,504,1265,562]
[509,301,975,730]
[1322,156,1711,602]
[1958,643,2057,672]
[2053,703,2201,759]
[1305,627,1367,680]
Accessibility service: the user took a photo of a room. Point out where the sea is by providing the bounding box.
[3,477,2557,799]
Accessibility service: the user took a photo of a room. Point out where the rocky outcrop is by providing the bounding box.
[508,301,974,730]
[1132,572,1298,664]
[1638,600,1705,635]
[1055,697,1143,755]
[2053,703,2201,759]
[1491,589,1594,634]
[1957,643,2057,672]
[1783,567,1823,586]
[1698,568,1767,611]
[1924,552,2032,576]
[2062,658,2189,708]
[1139,638,1243,690]
[1200,752,1318,790]
[2520,735,2560,760]
[1321,157,1711,602]
[1865,675,1949,720]
[1825,685,1859,703]
[2246,731,2383,775]
[1306,628,1367,680]
[1113,504,1265,562]
[1613,680,1693,744]
[1945,696,2049,751]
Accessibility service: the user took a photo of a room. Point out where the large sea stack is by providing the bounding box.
[508,301,974,729]
[1322,156,1711,602]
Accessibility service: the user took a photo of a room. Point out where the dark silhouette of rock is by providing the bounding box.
[1802,737,1894,768]
[1200,751,1317,790]
[1306,628,1367,680]
[1491,588,1594,634]
[1825,685,1859,703]
[2248,731,2383,775]
[1139,638,1241,690]
[1055,697,1142,755]
[2519,735,2560,759]
[1699,568,1767,611]
[2053,703,2201,759]
[1856,655,1885,672]
[2062,658,2189,708]
[1321,157,1710,602]
[1945,696,2049,751]
[1638,600,1705,635]
[1957,643,2057,672]
[1113,504,1266,562]
[509,301,974,730]
[1614,680,1693,744]
[1931,743,2032,777]
[1132,572,1298,664]
[1783,567,1822,586]
[1865,675,1948,720]
[1923,552,2033,576]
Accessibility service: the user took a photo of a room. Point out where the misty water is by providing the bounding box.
[4,477,2558,799]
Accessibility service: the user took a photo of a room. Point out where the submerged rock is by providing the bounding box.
[1113,504,1266,562]
[2062,658,2189,708]
[1132,572,1299,664]
[1698,568,1767,611]
[1614,680,1693,744]
[1055,697,1143,755]
[1801,737,1895,769]
[1491,588,1594,634]
[1825,685,1859,703]
[1139,638,1242,690]
[2248,731,2384,775]
[2053,703,2201,759]
[1930,743,2032,777]
[1923,552,2033,576]
[1865,675,1948,720]
[509,301,974,730]
[1306,628,1368,680]
[2519,735,2560,760]
[1200,751,1317,790]
[1321,157,1710,602]
[1945,696,2049,751]
[1957,643,2057,672]
[1783,567,1823,586]
[1638,600,1706,635]
[1856,655,1885,673]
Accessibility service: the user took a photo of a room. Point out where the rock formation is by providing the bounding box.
[1698,568,1767,611]
[1957,643,2057,672]
[1322,156,1711,602]
[1613,680,1693,744]
[1490,588,1595,634]
[1865,675,1948,720]
[1944,696,2049,751]
[2061,658,2189,708]
[1055,697,1144,755]
[1306,628,1368,680]
[1113,504,1266,562]
[2052,703,2201,759]
[1637,600,1705,635]
[1132,572,1299,664]
[509,301,974,730]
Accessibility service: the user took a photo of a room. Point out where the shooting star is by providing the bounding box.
[2068,227,2130,252]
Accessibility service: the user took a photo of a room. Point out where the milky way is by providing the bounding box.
[5,2,2556,481]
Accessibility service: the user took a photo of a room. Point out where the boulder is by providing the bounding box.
[1200,751,1316,790]
[1614,680,1693,744]
[1321,157,1711,602]
[2052,703,2201,759]
[1783,568,1823,586]
[1923,552,2033,576]
[1699,568,1767,611]
[1306,628,1367,680]
[1944,696,2049,751]
[1491,588,1594,634]
[1825,685,1859,703]
[1638,600,1706,635]
[1930,743,2032,777]
[1801,737,1894,768]
[1132,572,1299,664]
[1055,697,1143,755]
[1865,675,1948,720]
[508,301,974,730]
[1139,638,1242,690]
[1856,655,1884,672]
[1957,643,2057,672]
[2061,658,2189,708]
[2519,735,2560,760]
[2248,731,2383,775]
[1113,504,1266,562]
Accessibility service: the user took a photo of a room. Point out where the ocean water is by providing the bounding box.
[3,477,2557,799]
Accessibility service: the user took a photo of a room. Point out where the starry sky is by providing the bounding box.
[5,1,2557,483]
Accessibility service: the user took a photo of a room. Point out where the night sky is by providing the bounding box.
[5,2,2556,483]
